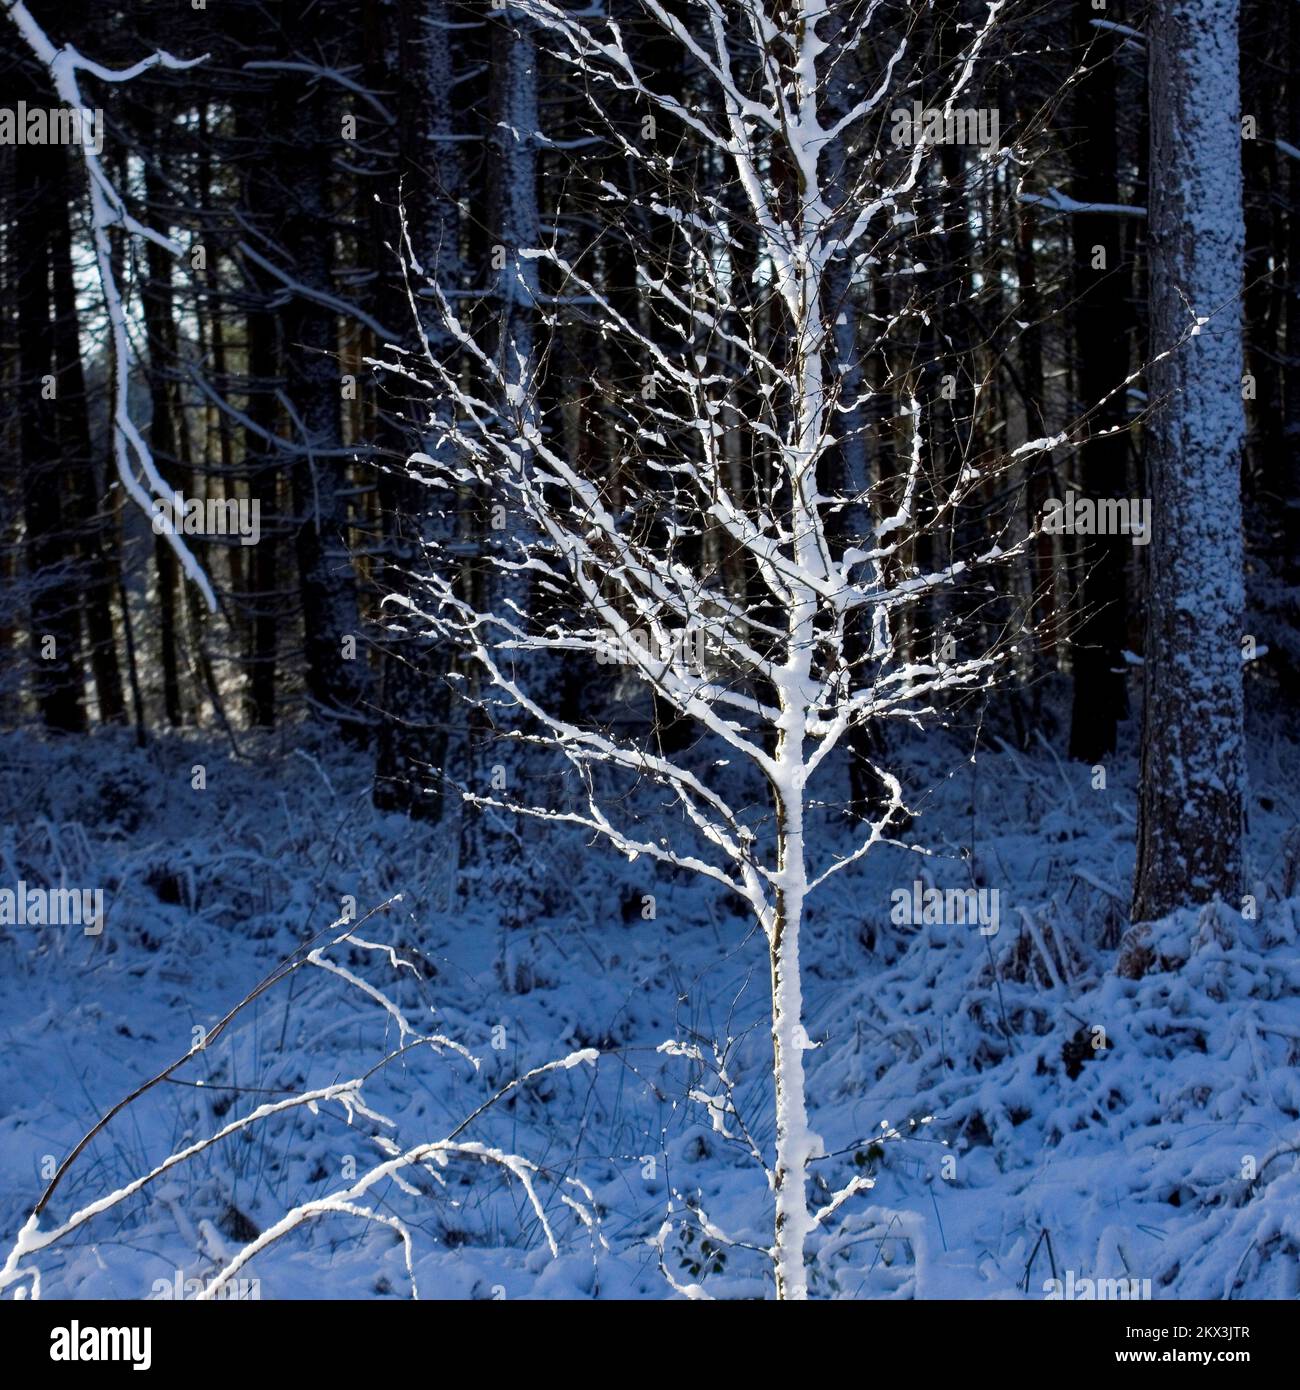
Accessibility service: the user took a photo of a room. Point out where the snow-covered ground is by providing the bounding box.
[2,690,1298,1299]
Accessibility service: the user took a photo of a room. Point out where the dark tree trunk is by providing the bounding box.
[1284,4,1300,585]
[372,0,460,821]
[50,144,125,724]
[16,116,85,733]
[1239,3,1284,503]
[142,147,184,727]
[1067,16,1132,763]
[230,88,284,728]
[278,0,373,744]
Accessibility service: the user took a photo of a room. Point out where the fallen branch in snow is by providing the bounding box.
[0,898,602,1299]
[27,899,402,1223]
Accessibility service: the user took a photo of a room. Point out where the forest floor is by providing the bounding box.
[2,690,1300,1300]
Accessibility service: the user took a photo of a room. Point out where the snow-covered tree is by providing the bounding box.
[376,0,1039,1297]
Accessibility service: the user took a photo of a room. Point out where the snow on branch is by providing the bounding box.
[1089,18,1145,47]
[1019,185,1147,218]
[376,0,1038,1300]
[2,0,217,608]
[0,901,600,1298]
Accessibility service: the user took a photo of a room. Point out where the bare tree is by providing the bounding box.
[379,0,1036,1297]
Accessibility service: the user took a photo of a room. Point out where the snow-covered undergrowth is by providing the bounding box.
[1,699,1297,1299]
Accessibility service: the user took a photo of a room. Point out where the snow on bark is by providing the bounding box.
[1133,0,1247,924]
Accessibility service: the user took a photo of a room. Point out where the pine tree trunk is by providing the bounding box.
[460,6,544,925]
[16,122,85,732]
[1284,5,1300,592]
[50,144,125,724]
[1133,0,1247,923]
[1239,3,1284,501]
[279,0,372,743]
[142,150,184,728]
[236,98,282,728]
[1067,16,1132,763]
[373,0,460,821]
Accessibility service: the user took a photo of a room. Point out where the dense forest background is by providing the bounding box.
[2,0,1294,795]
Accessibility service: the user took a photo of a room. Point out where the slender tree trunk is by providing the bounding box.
[236,98,282,728]
[198,106,246,648]
[143,149,184,727]
[765,86,834,1289]
[373,0,459,821]
[1014,172,1058,679]
[461,6,544,925]
[1239,2,1284,499]
[1284,5,1300,594]
[50,145,125,725]
[279,0,372,743]
[1067,16,1132,762]
[16,120,85,732]
[769,782,814,1301]
[823,14,886,818]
